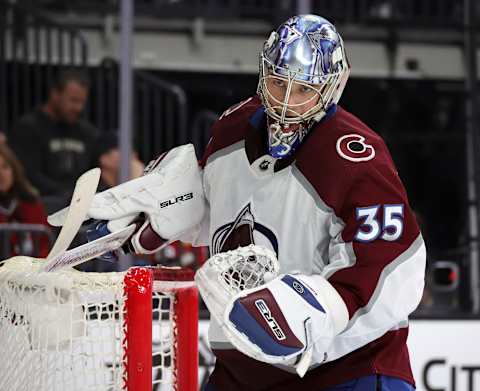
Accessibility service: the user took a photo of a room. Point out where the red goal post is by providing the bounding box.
[0,257,199,391]
[124,266,199,391]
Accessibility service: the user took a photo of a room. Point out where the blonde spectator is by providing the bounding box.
[0,144,50,258]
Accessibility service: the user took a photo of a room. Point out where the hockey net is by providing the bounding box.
[0,256,198,391]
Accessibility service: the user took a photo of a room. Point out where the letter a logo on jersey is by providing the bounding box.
[212,203,278,256]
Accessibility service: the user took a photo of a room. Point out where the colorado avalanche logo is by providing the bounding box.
[336,133,375,162]
[280,17,303,45]
[212,204,278,256]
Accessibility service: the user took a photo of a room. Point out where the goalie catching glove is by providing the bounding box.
[195,245,349,376]
[48,143,206,254]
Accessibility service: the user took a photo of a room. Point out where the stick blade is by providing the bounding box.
[46,168,101,263]
[43,224,135,272]
[47,206,69,227]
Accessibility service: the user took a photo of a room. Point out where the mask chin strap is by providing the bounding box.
[266,116,311,159]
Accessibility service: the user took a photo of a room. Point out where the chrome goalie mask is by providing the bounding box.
[257,14,350,158]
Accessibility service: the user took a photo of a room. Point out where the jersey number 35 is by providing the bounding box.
[355,204,404,242]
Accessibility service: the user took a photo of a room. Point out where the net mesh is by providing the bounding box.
[152,291,174,389]
[0,257,185,391]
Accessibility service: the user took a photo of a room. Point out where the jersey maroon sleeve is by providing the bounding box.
[297,107,423,318]
[330,162,420,316]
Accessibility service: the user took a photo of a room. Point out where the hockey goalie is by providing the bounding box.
[48,14,425,391]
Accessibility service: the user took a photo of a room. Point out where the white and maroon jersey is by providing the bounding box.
[198,95,426,390]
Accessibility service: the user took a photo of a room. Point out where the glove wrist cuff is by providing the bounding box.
[131,220,169,254]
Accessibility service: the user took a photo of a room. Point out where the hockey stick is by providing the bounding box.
[43,168,101,269]
[42,224,135,272]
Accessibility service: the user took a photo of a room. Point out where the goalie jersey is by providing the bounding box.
[199,96,426,390]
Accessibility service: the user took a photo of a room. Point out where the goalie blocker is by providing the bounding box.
[49,144,206,255]
[225,274,349,368]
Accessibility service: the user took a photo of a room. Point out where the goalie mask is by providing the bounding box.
[257,14,350,158]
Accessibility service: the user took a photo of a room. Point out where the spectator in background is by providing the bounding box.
[92,132,144,192]
[0,143,50,258]
[10,69,98,202]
